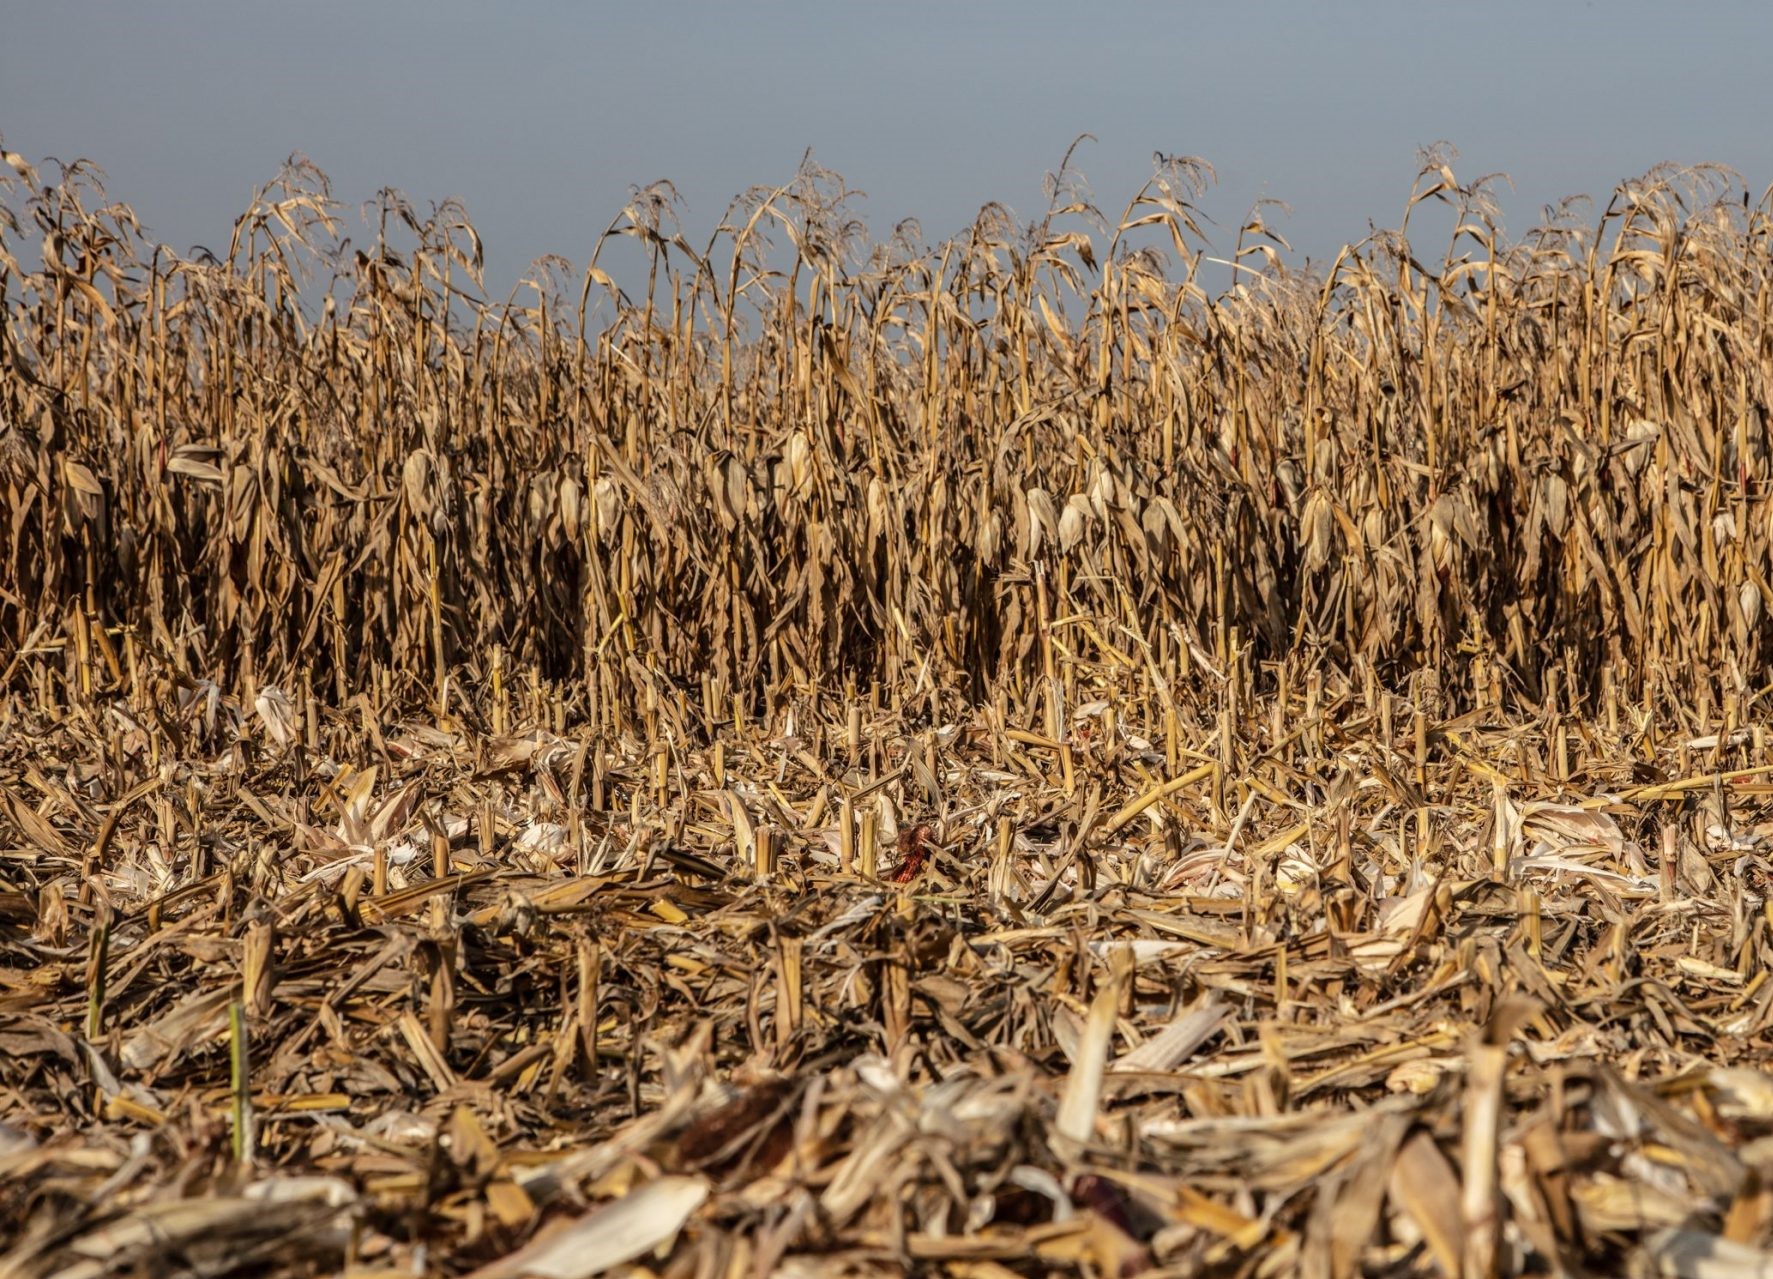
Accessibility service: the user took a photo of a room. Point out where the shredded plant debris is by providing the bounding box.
[6,686,1773,1277]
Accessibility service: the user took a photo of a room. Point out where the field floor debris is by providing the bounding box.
[7,678,1773,1278]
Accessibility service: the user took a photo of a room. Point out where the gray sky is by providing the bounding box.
[5,1,1772,300]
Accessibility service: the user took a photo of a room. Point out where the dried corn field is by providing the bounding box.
[7,141,1773,1277]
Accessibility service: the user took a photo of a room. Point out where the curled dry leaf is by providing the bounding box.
[466,1176,709,1279]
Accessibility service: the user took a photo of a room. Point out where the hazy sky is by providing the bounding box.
[5,2,1772,298]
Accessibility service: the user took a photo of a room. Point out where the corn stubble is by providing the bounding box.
[5,143,1773,1275]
